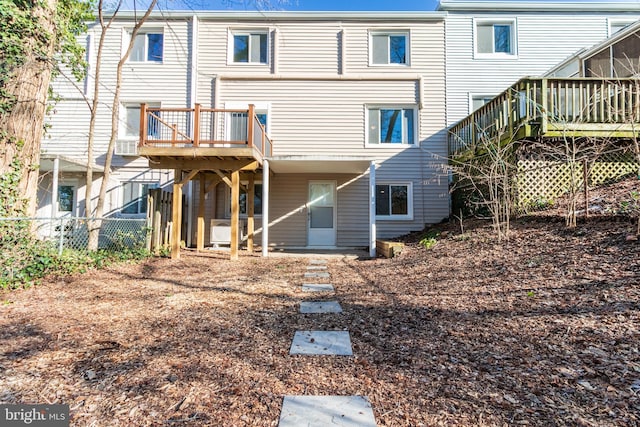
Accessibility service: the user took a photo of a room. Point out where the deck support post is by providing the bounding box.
[369,161,376,258]
[262,160,270,257]
[230,169,240,260]
[197,173,205,251]
[247,174,255,252]
[171,169,183,259]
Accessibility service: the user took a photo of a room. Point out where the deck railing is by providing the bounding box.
[449,77,640,156]
[139,104,273,157]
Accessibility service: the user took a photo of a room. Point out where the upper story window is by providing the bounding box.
[370,31,409,65]
[130,32,164,62]
[367,106,416,145]
[231,31,268,64]
[475,20,517,57]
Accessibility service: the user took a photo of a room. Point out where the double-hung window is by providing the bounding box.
[375,183,412,220]
[122,182,155,215]
[130,32,164,62]
[231,31,268,64]
[475,20,516,57]
[371,31,409,65]
[367,106,416,145]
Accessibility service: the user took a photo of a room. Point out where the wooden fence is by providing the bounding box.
[147,189,173,253]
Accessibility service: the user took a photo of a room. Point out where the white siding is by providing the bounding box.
[44,17,190,215]
[445,12,640,125]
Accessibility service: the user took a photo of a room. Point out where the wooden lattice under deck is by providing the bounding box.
[517,151,639,209]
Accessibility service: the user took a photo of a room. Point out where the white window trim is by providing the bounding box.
[227,28,270,66]
[365,104,419,148]
[225,181,264,218]
[123,28,164,63]
[473,18,518,60]
[375,181,413,221]
[468,93,497,114]
[368,30,411,67]
[119,102,161,141]
[119,181,158,218]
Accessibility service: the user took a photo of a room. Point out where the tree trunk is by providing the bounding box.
[0,0,58,217]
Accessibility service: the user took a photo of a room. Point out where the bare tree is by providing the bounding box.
[72,0,158,250]
[450,128,518,242]
[84,0,122,250]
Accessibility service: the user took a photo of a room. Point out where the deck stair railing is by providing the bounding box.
[449,77,640,157]
[139,103,273,157]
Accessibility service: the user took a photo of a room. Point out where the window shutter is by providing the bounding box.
[368,109,380,144]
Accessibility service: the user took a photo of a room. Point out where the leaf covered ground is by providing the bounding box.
[1,213,639,426]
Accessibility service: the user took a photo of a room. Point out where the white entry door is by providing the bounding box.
[308,181,336,247]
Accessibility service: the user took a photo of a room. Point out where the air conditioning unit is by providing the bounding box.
[115,140,139,156]
[210,219,245,246]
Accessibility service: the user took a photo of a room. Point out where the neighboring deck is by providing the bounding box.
[449,78,640,159]
[138,104,273,170]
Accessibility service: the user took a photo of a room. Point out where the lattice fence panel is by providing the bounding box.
[590,152,639,186]
[517,150,639,210]
[517,157,584,209]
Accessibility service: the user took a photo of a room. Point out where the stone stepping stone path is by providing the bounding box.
[300,300,342,314]
[279,258,378,426]
[290,330,353,355]
[302,283,334,292]
[279,395,377,427]
[304,271,330,279]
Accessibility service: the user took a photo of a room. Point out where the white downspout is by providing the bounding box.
[369,160,376,258]
[51,157,60,223]
[262,159,270,257]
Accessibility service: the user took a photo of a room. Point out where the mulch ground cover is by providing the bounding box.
[1,209,639,425]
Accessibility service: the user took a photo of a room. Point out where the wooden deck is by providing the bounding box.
[138,103,272,170]
[449,78,640,159]
[137,104,273,261]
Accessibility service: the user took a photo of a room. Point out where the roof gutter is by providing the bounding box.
[106,10,447,21]
[438,1,640,12]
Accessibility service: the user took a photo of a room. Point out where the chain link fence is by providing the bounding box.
[0,217,149,255]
